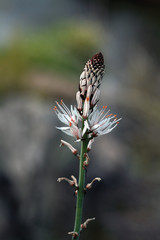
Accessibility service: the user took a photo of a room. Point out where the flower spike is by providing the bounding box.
[54,53,121,239]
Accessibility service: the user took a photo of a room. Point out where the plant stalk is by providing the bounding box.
[72,121,89,240]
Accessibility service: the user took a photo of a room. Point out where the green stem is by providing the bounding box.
[72,122,89,240]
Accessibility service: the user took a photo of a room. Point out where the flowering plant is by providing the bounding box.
[54,53,121,239]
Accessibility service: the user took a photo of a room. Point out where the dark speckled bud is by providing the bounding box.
[76,52,105,115]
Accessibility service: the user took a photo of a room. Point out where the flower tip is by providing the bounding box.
[91,52,104,65]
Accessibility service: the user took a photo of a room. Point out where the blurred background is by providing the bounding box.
[0,0,160,239]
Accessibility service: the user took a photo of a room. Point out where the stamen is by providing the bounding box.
[86,96,89,101]
[106,113,112,118]
[95,107,109,123]
[61,101,71,116]
[69,122,72,127]
[53,106,57,111]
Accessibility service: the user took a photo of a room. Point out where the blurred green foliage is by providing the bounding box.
[0,22,100,95]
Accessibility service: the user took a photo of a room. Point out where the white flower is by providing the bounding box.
[54,100,82,140]
[83,105,121,137]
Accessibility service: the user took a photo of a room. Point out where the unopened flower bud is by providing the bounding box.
[80,78,87,87]
[86,85,92,99]
[80,71,86,80]
[78,52,105,104]
[76,91,82,111]
[91,88,100,107]
[83,97,90,119]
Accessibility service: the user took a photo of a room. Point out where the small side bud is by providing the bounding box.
[68,231,79,239]
[86,177,101,190]
[83,153,89,168]
[74,189,78,196]
[81,217,95,229]
[87,138,94,152]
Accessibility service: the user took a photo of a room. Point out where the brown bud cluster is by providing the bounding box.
[76,52,105,118]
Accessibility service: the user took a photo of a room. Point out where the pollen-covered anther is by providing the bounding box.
[81,217,95,229]
[106,113,112,118]
[60,140,78,156]
[83,153,89,168]
[86,177,101,190]
[57,177,75,186]
[68,231,79,239]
